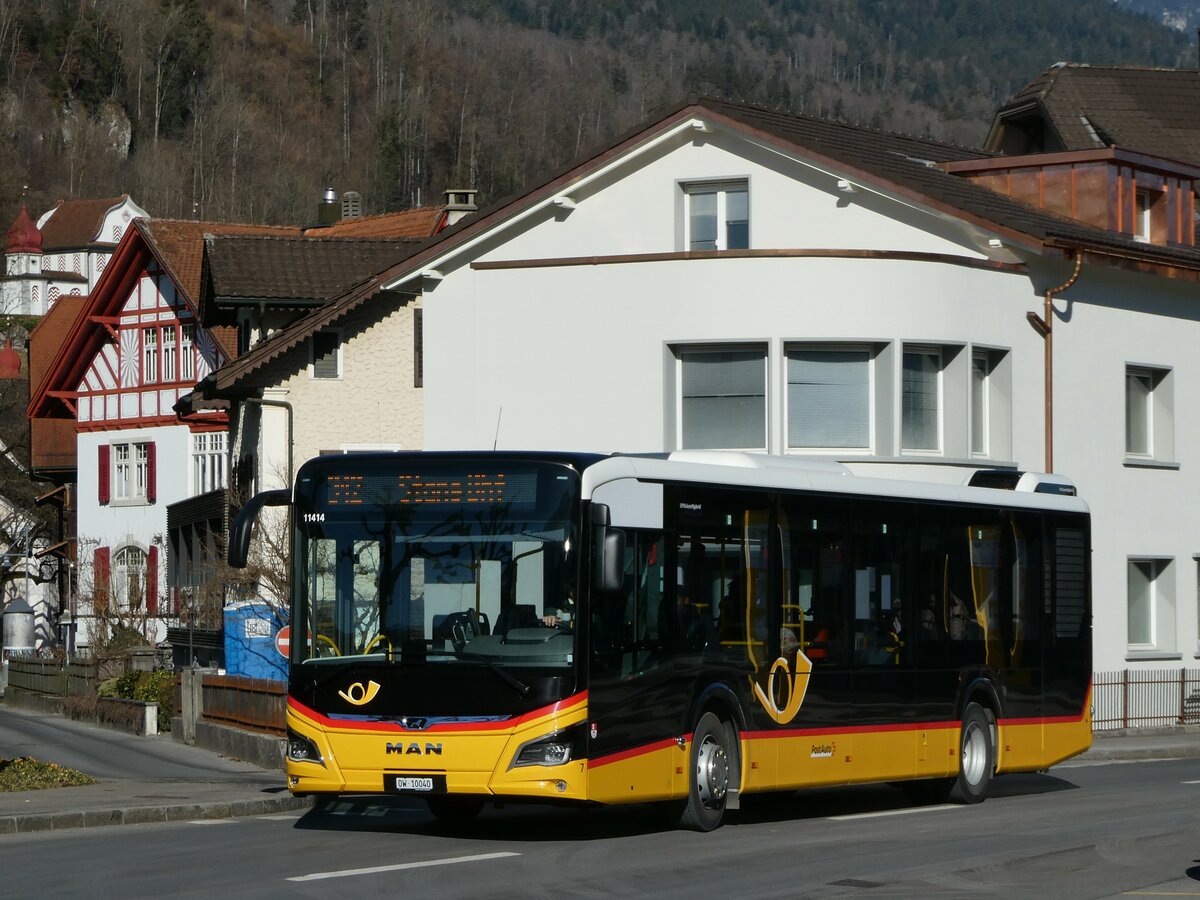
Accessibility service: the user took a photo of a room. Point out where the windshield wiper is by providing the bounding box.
[457,651,531,698]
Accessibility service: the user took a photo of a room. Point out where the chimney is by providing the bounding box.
[340,191,362,220]
[317,187,341,226]
[443,189,478,226]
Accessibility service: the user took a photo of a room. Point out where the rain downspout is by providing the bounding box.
[1026,251,1082,473]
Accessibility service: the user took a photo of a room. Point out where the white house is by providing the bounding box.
[3,195,148,316]
[365,96,1197,677]
[26,219,259,647]
[199,93,1200,683]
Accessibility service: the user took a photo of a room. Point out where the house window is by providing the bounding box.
[971,351,991,456]
[113,442,151,503]
[114,545,148,610]
[1128,558,1174,653]
[181,324,195,381]
[192,432,227,495]
[901,347,941,452]
[162,326,176,382]
[143,328,158,384]
[684,181,749,251]
[1135,189,1152,242]
[678,347,766,450]
[1125,365,1173,462]
[786,346,870,450]
[311,331,340,379]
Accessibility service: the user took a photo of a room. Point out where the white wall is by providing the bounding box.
[417,124,1200,674]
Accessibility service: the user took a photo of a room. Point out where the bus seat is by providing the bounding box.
[495,604,538,637]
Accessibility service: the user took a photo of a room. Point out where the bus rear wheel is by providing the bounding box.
[426,796,485,822]
[679,712,736,832]
[948,702,994,804]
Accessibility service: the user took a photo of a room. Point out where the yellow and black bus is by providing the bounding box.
[229,450,1091,831]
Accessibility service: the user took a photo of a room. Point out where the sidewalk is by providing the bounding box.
[0,705,309,835]
[0,706,1196,835]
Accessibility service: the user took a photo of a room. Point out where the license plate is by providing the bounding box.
[384,773,446,794]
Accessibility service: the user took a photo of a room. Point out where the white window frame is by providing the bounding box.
[113,545,148,611]
[142,328,158,384]
[192,432,227,495]
[1127,557,1175,655]
[1125,364,1173,464]
[181,324,195,381]
[970,349,991,457]
[112,442,149,506]
[784,343,873,453]
[681,180,749,252]
[310,330,342,380]
[162,326,177,382]
[900,345,943,454]
[675,344,768,451]
[1135,189,1152,242]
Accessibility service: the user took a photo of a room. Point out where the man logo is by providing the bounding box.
[338,680,381,706]
[386,742,443,755]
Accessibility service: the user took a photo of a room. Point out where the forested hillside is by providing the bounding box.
[0,0,1190,233]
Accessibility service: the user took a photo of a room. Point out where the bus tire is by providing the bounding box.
[948,702,994,804]
[426,796,485,822]
[679,712,735,832]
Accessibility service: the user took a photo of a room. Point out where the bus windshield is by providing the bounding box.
[292,459,581,670]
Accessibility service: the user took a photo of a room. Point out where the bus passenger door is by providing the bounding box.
[587,530,681,803]
[849,501,920,781]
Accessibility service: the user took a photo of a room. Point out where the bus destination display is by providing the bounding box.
[322,470,537,508]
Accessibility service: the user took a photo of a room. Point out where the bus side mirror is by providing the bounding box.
[228,489,291,568]
[591,503,626,595]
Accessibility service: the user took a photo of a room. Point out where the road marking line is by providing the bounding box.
[1181,780,1200,784]
[287,851,521,882]
[258,814,304,820]
[188,820,235,825]
[829,804,958,821]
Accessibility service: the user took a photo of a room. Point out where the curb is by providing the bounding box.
[0,793,313,835]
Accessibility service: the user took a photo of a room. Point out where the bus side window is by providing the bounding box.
[611,530,666,676]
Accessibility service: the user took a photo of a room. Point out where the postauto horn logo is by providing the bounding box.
[338,680,381,706]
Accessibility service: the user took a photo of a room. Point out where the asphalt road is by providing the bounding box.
[2,755,1198,899]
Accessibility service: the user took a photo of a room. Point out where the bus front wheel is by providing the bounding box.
[680,712,736,832]
[948,702,994,804]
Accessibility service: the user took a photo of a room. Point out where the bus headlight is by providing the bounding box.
[287,728,325,766]
[514,738,572,768]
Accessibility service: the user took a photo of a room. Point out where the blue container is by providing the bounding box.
[224,602,288,681]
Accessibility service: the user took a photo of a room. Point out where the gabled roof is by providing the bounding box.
[304,206,446,239]
[988,63,1200,165]
[204,235,421,306]
[38,195,131,250]
[201,94,1200,399]
[27,219,280,421]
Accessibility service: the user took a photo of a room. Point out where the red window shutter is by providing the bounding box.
[98,445,110,504]
[147,442,157,503]
[93,547,110,614]
[147,545,159,615]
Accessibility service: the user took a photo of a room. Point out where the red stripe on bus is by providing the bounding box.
[288,691,588,733]
[743,720,960,741]
[588,737,684,769]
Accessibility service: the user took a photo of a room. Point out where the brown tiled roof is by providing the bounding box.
[139,219,301,358]
[139,219,301,303]
[39,270,89,282]
[39,196,129,250]
[994,64,1200,165]
[306,207,445,239]
[28,294,87,472]
[205,235,422,305]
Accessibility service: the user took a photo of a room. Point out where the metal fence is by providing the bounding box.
[1093,668,1200,730]
[199,674,286,736]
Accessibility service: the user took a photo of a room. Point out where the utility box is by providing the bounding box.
[224,602,287,681]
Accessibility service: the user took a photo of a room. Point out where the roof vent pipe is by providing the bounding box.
[318,187,340,226]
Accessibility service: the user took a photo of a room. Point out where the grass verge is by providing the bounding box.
[0,757,96,791]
